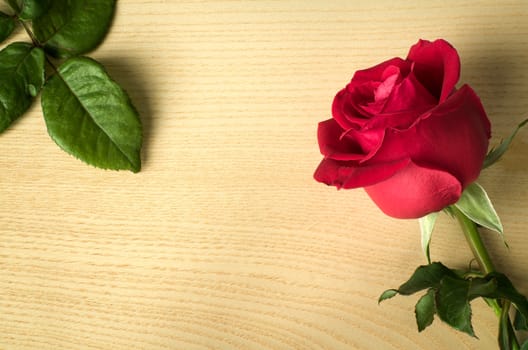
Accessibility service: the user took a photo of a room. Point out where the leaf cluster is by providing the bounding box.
[379,262,528,349]
[0,0,142,172]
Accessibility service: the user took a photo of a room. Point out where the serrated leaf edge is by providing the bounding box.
[44,57,142,172]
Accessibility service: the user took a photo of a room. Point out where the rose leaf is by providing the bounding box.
[0,42,46,96]
[378,289,398,303]
[378,262,456,302]
[18,0,52,20]
[41,57,142,172]
[0,43,45,132]
[397,262,457,295]
[0,73,32,133]
[6,0,20,12]
[0,11,16,44]
[466,272,528,331]
[32,0,116,58]
[415,289,436,332]
[492,273,528,323]
[435,275,475,337]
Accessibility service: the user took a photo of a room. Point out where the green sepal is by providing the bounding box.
[18,0,51,20]
[483,118,528,169]
[32,0,116,58]
[419,212,438,264]
[454,183,504,236]
[42,57,142,172]
[0,42,45,132]
[415,289,435,332]
[0,11,16,44]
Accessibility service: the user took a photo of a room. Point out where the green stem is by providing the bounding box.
[18,18,40,47]
[452,206,519,350]
[502,301,520,350]
[452,206,494,273]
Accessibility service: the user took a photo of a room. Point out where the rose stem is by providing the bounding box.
[452,206,520,350]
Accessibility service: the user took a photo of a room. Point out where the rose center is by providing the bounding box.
[374,73,399,102]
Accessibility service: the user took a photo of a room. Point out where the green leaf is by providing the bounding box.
[0,42,45,132]
[463,273,528,318]
[0,42,46,97]
[521,340,528,350]
[419,212,438,264]
[465,272,528,330]
[378,263,455,301]
[6,0,20,13]
[454,182,503,235]
[397,262,456,295]
[18,0,51,20]
[435,275,475,337]
[467,277,498,300]
[483,118,528,169]
[378,289,398,303]
[0,11,15,44]
[41,57,142,172]
[33,0,116,58]
[493,274,528,322]
[415,289,435,332]
[0,73,32,132]
[380,265,528,340]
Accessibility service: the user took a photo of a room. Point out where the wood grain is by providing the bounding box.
[1,1,527,349]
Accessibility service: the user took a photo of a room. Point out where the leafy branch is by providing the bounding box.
[0,0,142,172]
[379,262,528,348]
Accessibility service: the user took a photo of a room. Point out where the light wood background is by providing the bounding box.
[1,1,527,349]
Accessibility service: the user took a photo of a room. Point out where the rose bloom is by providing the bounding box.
[314,39,490,219]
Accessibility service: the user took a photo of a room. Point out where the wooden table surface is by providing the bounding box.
[1,1,527,349]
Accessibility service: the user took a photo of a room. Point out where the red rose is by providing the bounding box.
[314,39,491,219]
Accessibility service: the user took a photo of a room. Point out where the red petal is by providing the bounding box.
[410,85,490,186]
[332,87,370,130]
[317,119,365,160]
[365,161,462,219]
[352,57,410,84]
[407,39,460,102]
[314,157,410,189]
[318,118,386,162]
[332,58,412,130]
[381,72,436,114]
[360,85,490,187]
